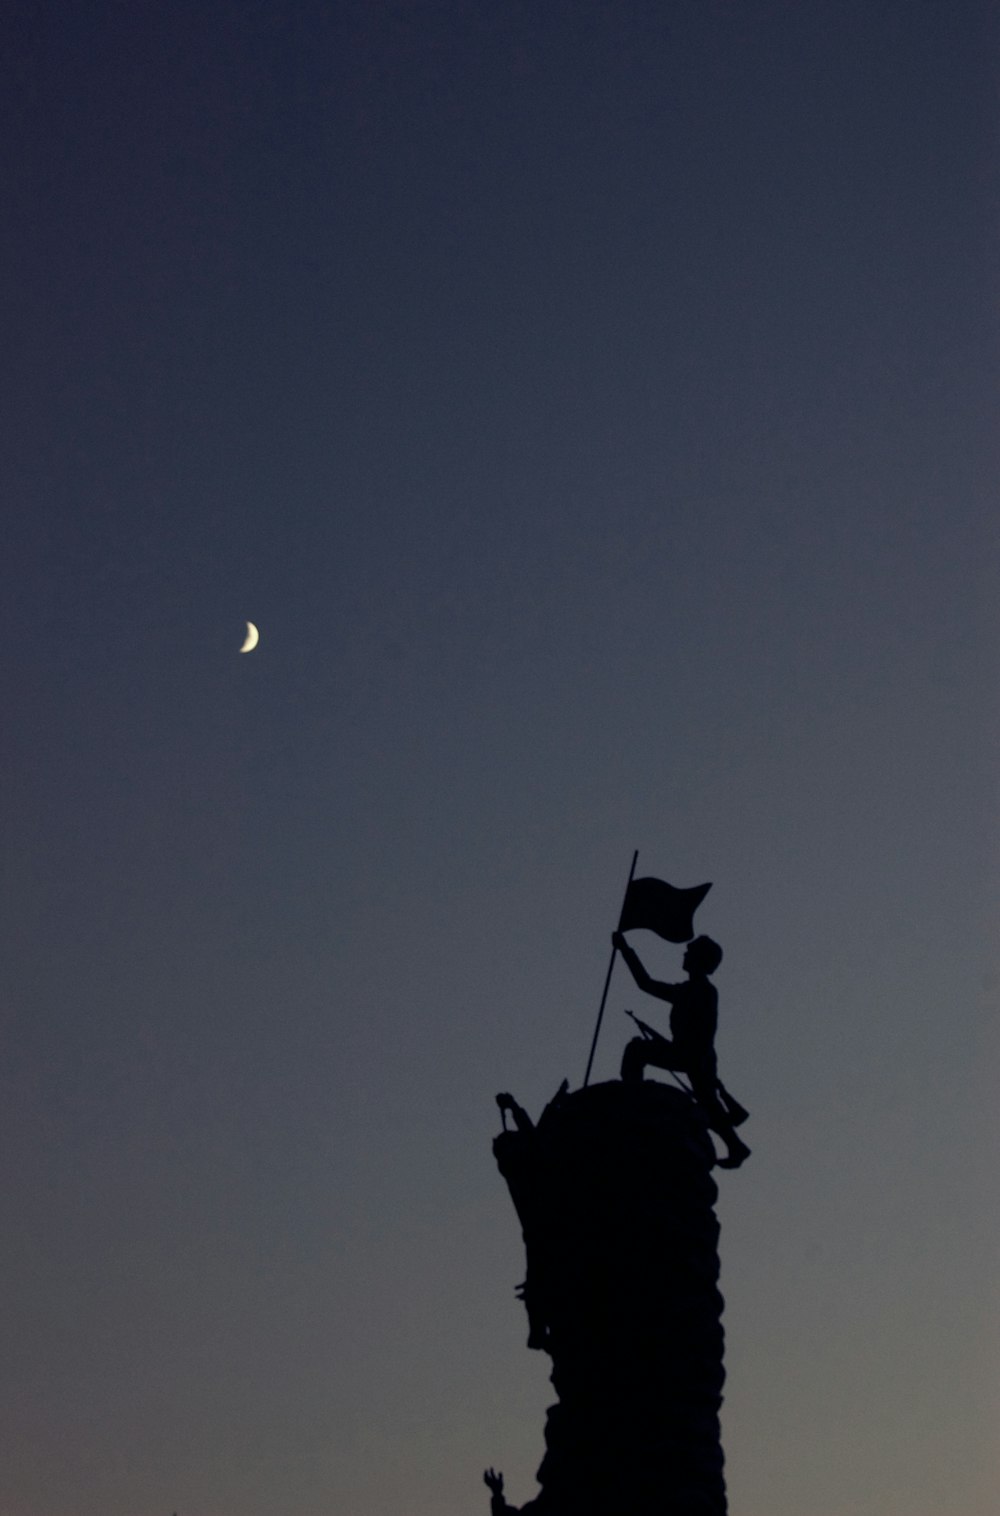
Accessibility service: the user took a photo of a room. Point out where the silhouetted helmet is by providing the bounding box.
[687,935,723,974]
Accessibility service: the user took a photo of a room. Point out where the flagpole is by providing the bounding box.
[582,849,639,1088]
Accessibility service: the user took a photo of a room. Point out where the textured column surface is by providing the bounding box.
[492,1079,727,1515]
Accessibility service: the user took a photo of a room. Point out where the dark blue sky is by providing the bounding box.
[2,3,997,1513]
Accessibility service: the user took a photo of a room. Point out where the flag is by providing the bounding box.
[618,877,711,942]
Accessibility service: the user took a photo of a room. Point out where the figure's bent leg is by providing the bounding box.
[620,1036,650,1082]
[621,1034,686,1083]
[691,1071,752,1169]
[716,1079,750,1127]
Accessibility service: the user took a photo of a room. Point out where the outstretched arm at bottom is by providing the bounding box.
[484,1467,510,1514]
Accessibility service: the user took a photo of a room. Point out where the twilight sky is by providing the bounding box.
[2,3,997,1513]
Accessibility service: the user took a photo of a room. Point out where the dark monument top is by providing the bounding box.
[488,1078,728,1514]
[485,863,744,1513]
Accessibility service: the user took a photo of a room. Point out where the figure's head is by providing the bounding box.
[683,935,723,975]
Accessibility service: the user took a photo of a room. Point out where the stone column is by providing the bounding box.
[491,1079,727,1516]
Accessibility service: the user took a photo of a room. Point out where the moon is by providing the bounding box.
[240,621,259,653]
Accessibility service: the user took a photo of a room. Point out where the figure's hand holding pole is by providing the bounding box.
[614,929,640,980]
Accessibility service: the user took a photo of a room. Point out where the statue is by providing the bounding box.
[615,930,751,1169]
[484,859,748,1513]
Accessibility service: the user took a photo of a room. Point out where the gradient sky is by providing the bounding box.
[2,3,997,1513]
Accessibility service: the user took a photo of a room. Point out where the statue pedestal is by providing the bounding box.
[493,1080,728,1516]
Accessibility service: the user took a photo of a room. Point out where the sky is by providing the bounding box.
[1,2,997,1512]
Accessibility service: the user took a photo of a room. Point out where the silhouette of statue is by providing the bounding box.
[485,862,750,1513]
[615,930,751,1170]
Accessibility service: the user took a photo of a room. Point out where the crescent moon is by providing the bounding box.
[240,621,259,653]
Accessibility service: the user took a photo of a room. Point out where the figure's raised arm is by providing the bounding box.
[484,1468,508,1515]
[612,931,677,1003]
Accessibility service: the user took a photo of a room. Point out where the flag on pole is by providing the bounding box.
[618,877,711,942]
